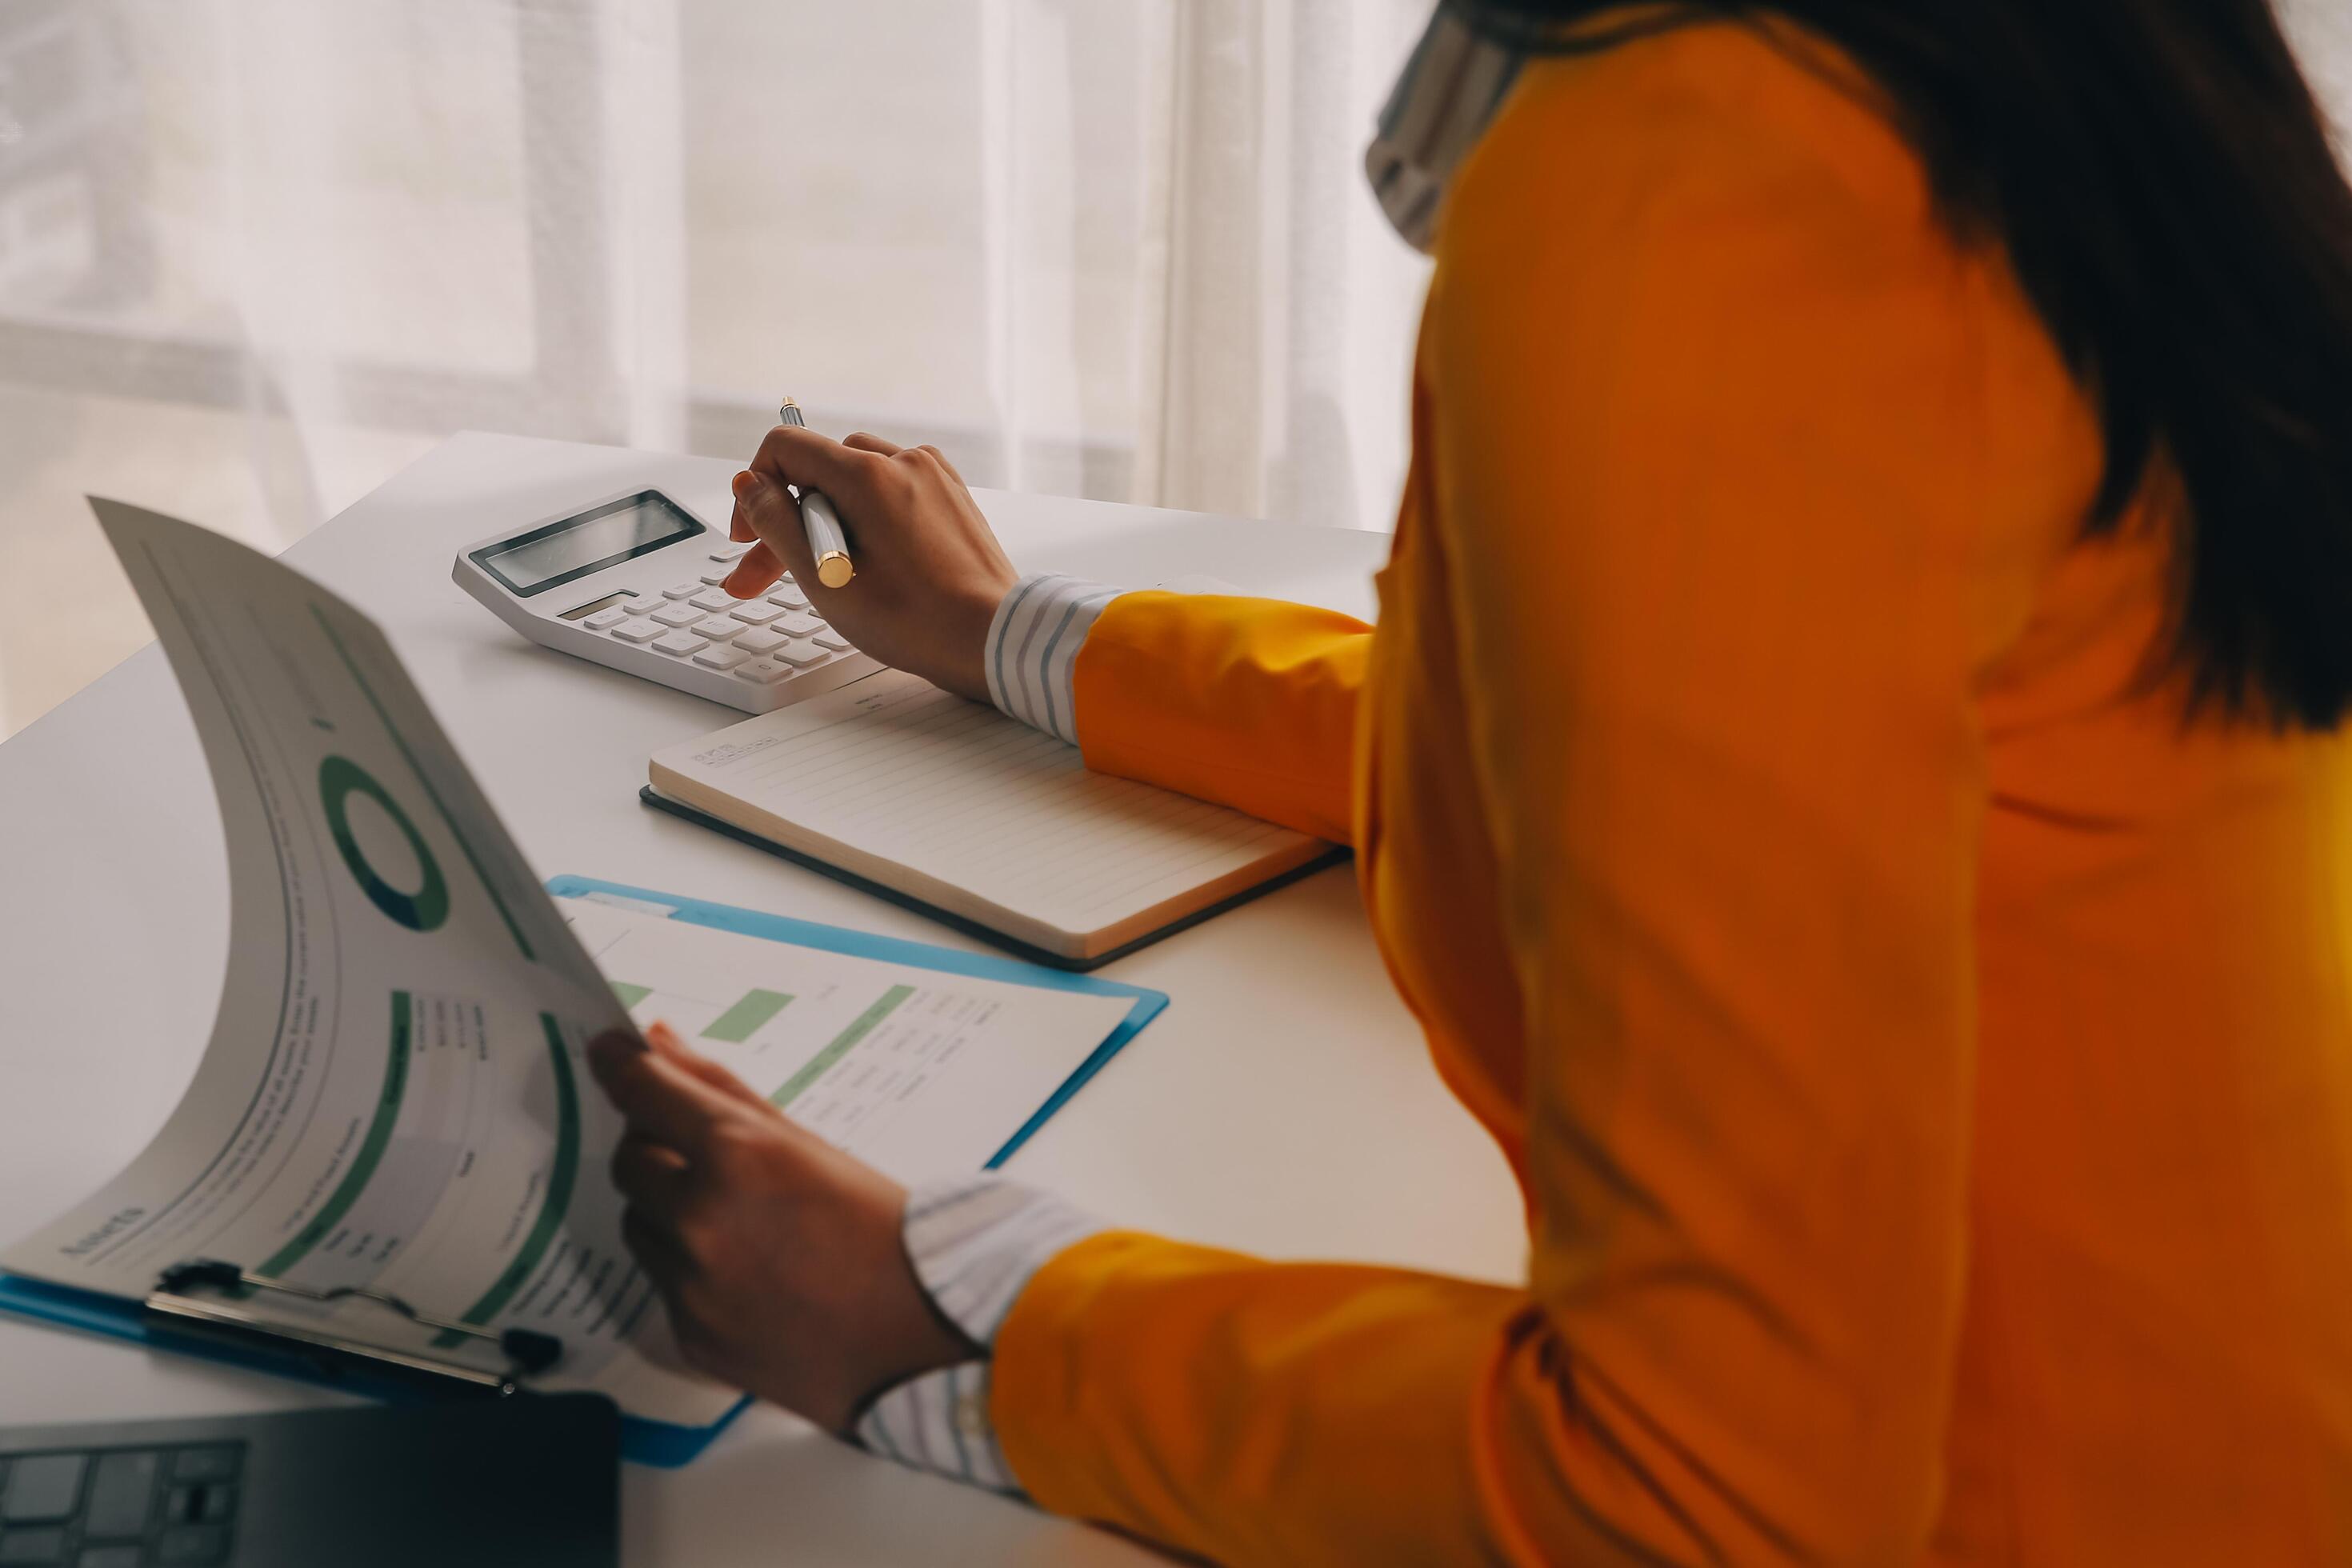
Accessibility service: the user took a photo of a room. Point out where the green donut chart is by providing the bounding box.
[319,754,450,932]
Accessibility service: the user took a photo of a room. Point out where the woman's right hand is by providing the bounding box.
[720,427,1017,704]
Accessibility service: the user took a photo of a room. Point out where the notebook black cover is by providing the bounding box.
[639,785,1351,972]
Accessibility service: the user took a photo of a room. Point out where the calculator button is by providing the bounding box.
[734,627,789,654]
[650,602,704,628]
[694,643,754,671]
[710,544,750,562]
[776,613,822,638]
[735,658,791,684]
[660,581,702,600]
[777,641,830,668]
[608,618,663,644]
[652,631,706,657]
[814,631,850,650]
[768,587,810,610]
[582,607,630,630]
[688,590,740,613]
[690,615,740,640]
[728,602,785,626]
[699,571,733,586]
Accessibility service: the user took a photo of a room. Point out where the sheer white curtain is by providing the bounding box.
[0,0,1433,737]
[2289,0,2352,118]
[4,2,2350,738]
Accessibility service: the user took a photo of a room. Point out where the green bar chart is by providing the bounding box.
[702,987,794,1043]
[610,982,652,1010]
[770,986,914,1109]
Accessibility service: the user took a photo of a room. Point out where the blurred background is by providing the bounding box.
[0,0,2346,742]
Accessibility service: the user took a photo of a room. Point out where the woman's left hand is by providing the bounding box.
[586,1022,977,1432]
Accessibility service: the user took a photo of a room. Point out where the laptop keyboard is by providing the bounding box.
[0,1442,242,1565]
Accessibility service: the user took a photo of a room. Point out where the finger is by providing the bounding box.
[645,1022,776,1114]
[749,423,886,511]
[727,470,819,593]
[611,1134,695,1216]
[671,1052,777,1113]
[622,1205,698,1284]
[587,1029,748,1156]
[915,443,965,486]
[842,431,902,457]
[730,496,754,544]
[587,1026,646,1062]
[721,535,783,600]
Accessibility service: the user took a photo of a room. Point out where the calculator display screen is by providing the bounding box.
[472,490,705,598]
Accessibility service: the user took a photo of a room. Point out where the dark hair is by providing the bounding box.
[1453,0,2352,730]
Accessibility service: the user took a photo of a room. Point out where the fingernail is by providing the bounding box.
[732,470,763,498]
[646,1021,682,1054]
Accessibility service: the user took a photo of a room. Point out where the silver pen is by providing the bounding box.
[777,398,854,587]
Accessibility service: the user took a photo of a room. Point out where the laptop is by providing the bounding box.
[0,1394,619,1566]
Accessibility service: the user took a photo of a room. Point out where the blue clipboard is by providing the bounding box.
[0,875,1168,1467]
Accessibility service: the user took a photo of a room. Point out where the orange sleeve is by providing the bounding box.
[1071,591,1370,844]
[994,34,2053,1566]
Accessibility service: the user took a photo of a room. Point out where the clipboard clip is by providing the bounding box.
[145,1259,564,1398]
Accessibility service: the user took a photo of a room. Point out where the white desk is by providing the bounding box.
[0,434,1523,1565]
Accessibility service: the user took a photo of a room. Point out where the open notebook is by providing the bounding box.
[645,671,1346,969]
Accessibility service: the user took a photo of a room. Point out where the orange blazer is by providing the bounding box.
[989,19,2352,1565]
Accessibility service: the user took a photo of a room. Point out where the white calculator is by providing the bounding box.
[453,487,881,713]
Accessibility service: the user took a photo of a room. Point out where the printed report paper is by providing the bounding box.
[556,894,1129,1180]
[0,500,1131,1430]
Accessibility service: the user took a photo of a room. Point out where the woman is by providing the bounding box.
[587,2,2352,1560]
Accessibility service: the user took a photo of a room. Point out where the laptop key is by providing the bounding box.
[168,1449,238,1486]
[198,1484,235,1523]
[0,1453,85,1521]
[77,1547,143,1568]
[0,1526,66,1563]
[81,1451,160,1538]
[155,1524,229,1564]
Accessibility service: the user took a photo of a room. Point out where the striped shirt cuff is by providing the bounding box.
[1363,9,1522,253]
[854,1361,1021,1494]
[983,574,1122,746]
[854,1175,1108,1495]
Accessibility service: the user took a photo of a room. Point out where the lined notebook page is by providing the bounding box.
[651,673,1321,939]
